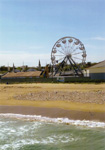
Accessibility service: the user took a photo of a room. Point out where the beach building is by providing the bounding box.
[88,60,105,80]
[2,71,41,79]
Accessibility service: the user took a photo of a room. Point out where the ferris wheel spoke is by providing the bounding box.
[57,56,65,62]
[70,46,79,54]
[66,42,71,54]
[72,52,83,55]
[70,43,76,51]
[60,45,66,53]
[57,49,65,55]
[66,42,70,54]
[64,43,68,54]
[54,55,64,56]
[72,56,83,60]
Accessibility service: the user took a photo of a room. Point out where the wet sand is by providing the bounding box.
[0,106,105,122]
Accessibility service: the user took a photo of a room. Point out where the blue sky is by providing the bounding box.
[0,0,105,66]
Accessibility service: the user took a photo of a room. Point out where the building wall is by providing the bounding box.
[90,73,105,80]
[89,66,105,80]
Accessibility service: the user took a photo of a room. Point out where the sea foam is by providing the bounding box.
[0,113,105,128]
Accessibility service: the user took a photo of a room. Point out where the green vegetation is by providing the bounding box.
[0,77,105,84]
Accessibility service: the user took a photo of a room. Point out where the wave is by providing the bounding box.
[0,113,105,128]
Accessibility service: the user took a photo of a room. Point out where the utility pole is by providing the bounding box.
[13,63,15,72]
[8,63,10,72]
[38,60,41,71]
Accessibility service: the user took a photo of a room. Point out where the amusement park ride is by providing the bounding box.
[51,36,87,77]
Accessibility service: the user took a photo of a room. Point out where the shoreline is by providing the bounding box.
[0,105,105,122]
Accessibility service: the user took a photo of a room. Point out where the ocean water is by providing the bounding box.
[0,114,105,150]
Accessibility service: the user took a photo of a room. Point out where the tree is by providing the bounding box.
[0,66,7,71]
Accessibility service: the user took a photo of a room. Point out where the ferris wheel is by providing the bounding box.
[51,36,87,76]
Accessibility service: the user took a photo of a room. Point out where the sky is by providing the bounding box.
[0,0,105,67]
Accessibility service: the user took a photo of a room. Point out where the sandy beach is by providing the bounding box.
[0,83,105,122]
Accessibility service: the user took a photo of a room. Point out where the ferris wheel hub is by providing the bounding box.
[67,54,72,59]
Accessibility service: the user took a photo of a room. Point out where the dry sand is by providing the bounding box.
[0,83,105,121]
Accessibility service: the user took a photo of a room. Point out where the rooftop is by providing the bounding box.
[89,60,105,68]
[2,71,41,78]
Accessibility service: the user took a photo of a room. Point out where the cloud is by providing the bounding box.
[90,37,105,41]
